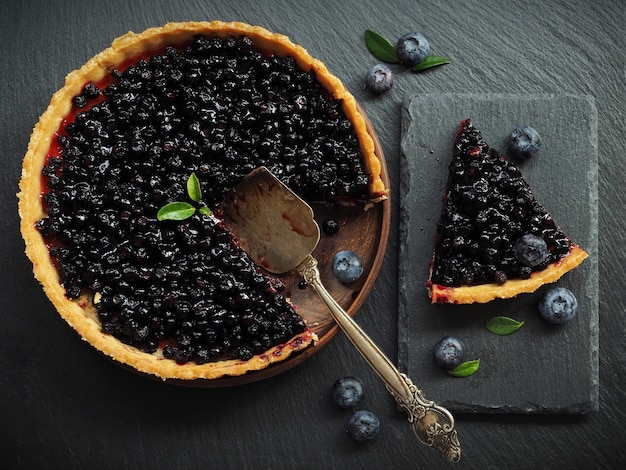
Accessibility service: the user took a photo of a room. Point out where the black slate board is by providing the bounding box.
[397,94,599,414]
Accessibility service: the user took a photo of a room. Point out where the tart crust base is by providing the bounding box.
[17,21,390,381]
[428,245,588,304]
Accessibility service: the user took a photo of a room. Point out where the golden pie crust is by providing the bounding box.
[429,245,588,304]
[18,21,387,381]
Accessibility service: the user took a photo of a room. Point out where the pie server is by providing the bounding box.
[221,166,461,462]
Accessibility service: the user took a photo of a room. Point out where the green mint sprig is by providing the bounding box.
[157,173,211,221]
[364,29,450,72]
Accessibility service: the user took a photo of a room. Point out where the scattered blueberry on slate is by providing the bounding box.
[396,32,430,65]
[365,64,394,94]
[347,410,380,442]
[507,126,542,160]
[539,287,578,324]
[513,233,548,267]
[433,336,465,370]
[332,250,364,283]
[332,376,365,408]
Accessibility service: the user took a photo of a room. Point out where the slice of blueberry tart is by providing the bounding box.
[428,118,587,304]
[18,21,388,381]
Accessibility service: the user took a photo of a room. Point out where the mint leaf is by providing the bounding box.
[187,172,202,203]
[447,359,480,378]
[486,316,524,335]
[157,202,196,221]
[411,55,451,72]
[157,173,212,222]
[365,30,399,63]
[198,205,211,217]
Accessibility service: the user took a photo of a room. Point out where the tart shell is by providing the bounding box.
[17,21,389,381]
[429,245,588,304]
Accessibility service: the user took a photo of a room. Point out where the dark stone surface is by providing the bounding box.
[1,0,624,468]
[398,93,598,413]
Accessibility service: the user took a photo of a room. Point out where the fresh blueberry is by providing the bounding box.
[539,287,578,324]
[396,32,431,66]
[332,250,364,283]
[332,376,365,408]
[347,410,380,442]
[507,126,542,160]
[433,336,465,369]
[513,234,548,267]
[365,64,394,94]
[322,218,340,236]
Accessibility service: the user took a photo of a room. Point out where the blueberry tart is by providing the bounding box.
[18,21,388,381]
[428,118,587,304]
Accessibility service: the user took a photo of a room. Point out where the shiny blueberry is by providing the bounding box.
[332,250,364,283]
[347,410,380,442]
[507,126,542,160]
[433,336,465,369]
[539,287,578,324]
[396,32,430,66]
[513,233,548,267]
[322,218,340,236]
[332,376,365,408]
[365,64,394,94]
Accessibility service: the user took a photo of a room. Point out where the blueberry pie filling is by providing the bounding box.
[428,119,587,304]
[19,22,386,380]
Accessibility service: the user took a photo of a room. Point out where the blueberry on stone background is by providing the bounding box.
[433,336,465,370]
[365,64,394,94]
[539,287,578,324]
[332,376,365,408]
[396,32,431,66]
[507,126,542,160]
[346,410,380,442]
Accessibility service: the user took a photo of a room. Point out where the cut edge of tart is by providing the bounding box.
[427,118,588,305]
[428,244,588,304]
[18,21,388,381]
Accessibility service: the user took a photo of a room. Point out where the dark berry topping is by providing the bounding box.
[513,233,548,267]
[35,34,374,364]
[431,119,572,287]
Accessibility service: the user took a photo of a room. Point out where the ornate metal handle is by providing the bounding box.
[299,255,461,463]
